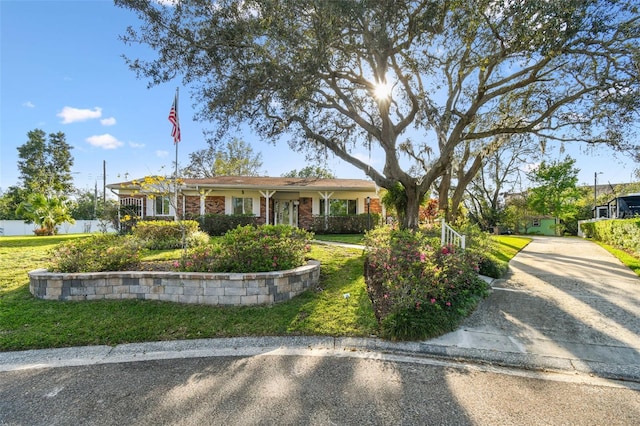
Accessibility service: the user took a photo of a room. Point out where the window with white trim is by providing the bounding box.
[154,196,171,215]
[232,197,254,215]
[319,199,357,216]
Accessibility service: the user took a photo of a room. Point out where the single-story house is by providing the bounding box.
[106,176,383,229]
[526,216,558,236]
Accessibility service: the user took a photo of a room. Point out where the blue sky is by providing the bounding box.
[1,0,637,196]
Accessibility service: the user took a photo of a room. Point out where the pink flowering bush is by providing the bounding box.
[364,227,488,340]
[178,225,313,273]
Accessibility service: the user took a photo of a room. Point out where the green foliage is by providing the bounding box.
[182,137,263,178]
[116,0,640,230]
[309,213,381,234]
[49,234,142,272]
[381,183,409,225]
[281,166,336,179]
[132,220,202,249]
[69,188,113,220]
[17,129,74,197]
[190,213,259,236]
[476,253,509,279]
[0,186,27,220]
[15,193,75,235]
[179,225,313,273]
[527,156,581,235]
[581,218,640,255]
[364,227,489,340]
[458,223,509,278]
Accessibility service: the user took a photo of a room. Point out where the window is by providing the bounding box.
[532,218,540,227]
[232,197,253,215]
[320,199,357,216]
[154,196,171,216]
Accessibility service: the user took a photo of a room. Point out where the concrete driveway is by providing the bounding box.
[426,236,640,381]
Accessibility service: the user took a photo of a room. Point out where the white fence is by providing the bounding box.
[441,218,466,249]
[0,220,116,237]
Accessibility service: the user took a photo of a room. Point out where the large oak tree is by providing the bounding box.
[117,0,640,229]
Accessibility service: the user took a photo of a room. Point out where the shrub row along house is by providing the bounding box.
[107,176,383,233]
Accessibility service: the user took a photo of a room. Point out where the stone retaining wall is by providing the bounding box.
[28,261,320,306]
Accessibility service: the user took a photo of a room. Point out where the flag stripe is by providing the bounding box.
[168,91,181,143]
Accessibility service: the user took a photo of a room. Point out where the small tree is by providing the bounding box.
[527,156,581,236]
[16,193,75,235]
[182,137,263,177]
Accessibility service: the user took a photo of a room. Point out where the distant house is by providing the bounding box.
[106,176,382,230]
[526,217,558,236]
[594,193,640,219]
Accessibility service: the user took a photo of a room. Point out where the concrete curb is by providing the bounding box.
[2,336,638,383]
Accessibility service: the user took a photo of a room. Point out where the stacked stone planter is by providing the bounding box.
[28,260,320,306]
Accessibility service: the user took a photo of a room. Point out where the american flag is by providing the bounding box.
[168,90,181,143]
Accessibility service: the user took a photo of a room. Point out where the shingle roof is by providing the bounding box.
[108,176,377,192]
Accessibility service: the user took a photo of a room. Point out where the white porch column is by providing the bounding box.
[259,190,276,225]
[318,191,333,231]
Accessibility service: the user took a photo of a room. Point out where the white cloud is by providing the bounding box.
[85,134,124,149]
[23,101,35,108]
[129,142,145,148]
[100,117,116,126]
[58,106,102,124]
[156,150,169,158]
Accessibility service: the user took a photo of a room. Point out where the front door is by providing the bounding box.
[275,200,298,227]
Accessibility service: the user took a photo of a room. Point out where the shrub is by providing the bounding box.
[189,214,259,236]
[581,218,640,255]
[186,230,211,248]
[364,227,489,340]
[132,220,201,249]
[49,234,142,272]
[475,253,509,278]
[178,224,313,273]
[309,213,381,234]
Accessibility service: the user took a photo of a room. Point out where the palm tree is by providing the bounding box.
[16,193,75,235]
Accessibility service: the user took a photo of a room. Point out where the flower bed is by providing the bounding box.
[28,260,320,306]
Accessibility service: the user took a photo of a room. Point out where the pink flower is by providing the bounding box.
[430,298,436,304]
[446,301,451,306]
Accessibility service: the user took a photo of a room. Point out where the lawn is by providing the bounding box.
[0,233,531,351]
[594,241,640,277]
[0,235,377,351]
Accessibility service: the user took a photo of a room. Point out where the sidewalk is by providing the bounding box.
[2,237,638,382]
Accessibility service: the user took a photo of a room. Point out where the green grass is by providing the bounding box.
[0,235,377,351]
[490,235,532,262]
[594,241,640,277]
[0,232,543,351]
[313,234,365,245]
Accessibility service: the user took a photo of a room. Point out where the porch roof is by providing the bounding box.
[108,176,378,193]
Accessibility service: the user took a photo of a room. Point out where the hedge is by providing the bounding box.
[308,213,381,234]
[580,218,640,254]
[188,213,259,236]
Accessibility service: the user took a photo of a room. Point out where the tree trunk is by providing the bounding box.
[438,170,451,222]
[402,184,422,230]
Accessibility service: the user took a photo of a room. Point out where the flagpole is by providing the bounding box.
[170,86,180,221]
[174,87,179,183]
